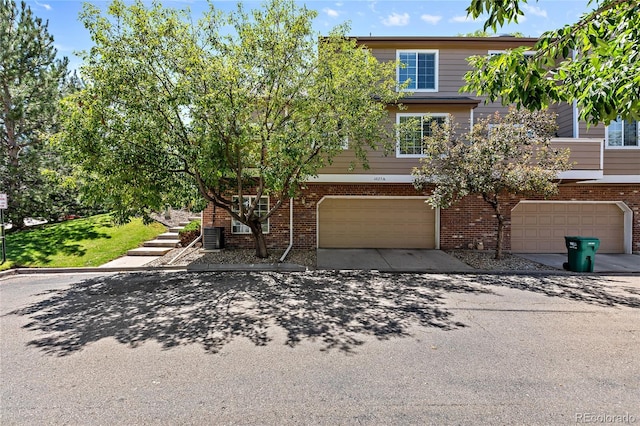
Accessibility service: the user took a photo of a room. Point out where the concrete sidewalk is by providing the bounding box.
[100,256,160,268]
[317,249,475,272]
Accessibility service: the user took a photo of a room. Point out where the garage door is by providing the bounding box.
[318,198,436,248]
[511,202,625,253]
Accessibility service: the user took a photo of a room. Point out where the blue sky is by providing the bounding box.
[26,0,592,70]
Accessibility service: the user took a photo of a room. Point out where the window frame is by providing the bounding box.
[396,113,448,158]
[396,49,439,92]
[231,195,270,234]
[605,118,640,149]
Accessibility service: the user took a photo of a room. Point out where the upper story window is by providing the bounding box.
[397,113,447,157]
[232,196,269,234]
[397,50,438,92]
[607,118,639,148]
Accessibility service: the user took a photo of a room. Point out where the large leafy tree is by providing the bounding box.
[462,0,639,125]
[58,0,402,257]
[1,0,68,229]
[412,109,572,259]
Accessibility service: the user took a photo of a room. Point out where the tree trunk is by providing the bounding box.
[495,212,505,260]
[248,219,269,259]
[484,193,504,260]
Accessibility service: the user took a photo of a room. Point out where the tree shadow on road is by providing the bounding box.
[10,271,491,356]
[469,273,640,309]
[10,272,638,357]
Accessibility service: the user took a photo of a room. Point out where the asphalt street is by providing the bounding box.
[1,271,639,425]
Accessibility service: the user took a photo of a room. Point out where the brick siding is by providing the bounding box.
[204,183,640,253]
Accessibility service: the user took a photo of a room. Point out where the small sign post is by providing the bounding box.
[0,193,7,264]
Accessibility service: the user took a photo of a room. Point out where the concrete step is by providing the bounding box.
[178,221,191,227]
[127,247,173,256]
[188,216,201,222]
[157,232,180,240]
[168,226,184,233]
[143,239,180,248]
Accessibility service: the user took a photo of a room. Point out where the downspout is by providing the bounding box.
[279,198,294,262]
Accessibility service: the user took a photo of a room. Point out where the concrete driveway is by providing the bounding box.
[518,253,640,273]
[317,249,640,273]
[317,249,475,272]
[1,271,639,424]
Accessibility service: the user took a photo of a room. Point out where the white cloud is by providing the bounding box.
[323,8,339,18]
[522,4,547,18]
[449,15,479,24]
[420,14,442,25]
[35,1,51,10]
[335,2,343,6]
[382,12,410,27]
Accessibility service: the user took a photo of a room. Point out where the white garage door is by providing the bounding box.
[511,202,625,253]
[318,197,436,249]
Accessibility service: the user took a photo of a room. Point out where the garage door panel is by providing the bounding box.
[319,198,435,249]
[511,202,624,253]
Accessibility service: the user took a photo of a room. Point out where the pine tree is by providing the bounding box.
[1,0,68,229]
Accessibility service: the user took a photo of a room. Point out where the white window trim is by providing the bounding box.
[396,49,439,93]
[231,195,270,234]
[396,113,448,158]
[605,118,640,149]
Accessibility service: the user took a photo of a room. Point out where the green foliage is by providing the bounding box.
[457,29,525,37]
[58,0,402,257]
[178,219,201,246]
[179,219,201,234]
[1,0,69,228]
[463,0,640,125]
[1,214,165,269]
[412,109,571,259]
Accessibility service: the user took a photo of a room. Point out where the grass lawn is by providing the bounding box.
[0,214,166,270]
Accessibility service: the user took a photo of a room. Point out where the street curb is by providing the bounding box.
[0,269,17,279]
[1,266,187,275]
[2,265,638,277]
[315,268,640,275]
[188,263,308,272]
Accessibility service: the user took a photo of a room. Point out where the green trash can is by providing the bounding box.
[563,236,600,272]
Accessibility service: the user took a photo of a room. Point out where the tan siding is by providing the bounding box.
[603,150,640,175]
[319,108,471,175]
[438,50,476,96]
[370,48,396,63]
[473,101,512,121]
[579,121,605,138]
[556,103,574,137]
[552,139,601,170]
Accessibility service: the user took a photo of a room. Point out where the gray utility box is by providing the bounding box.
[203,227,225,250]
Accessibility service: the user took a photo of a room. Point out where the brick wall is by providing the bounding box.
[204,183,640,252]
[441,184,640,252]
